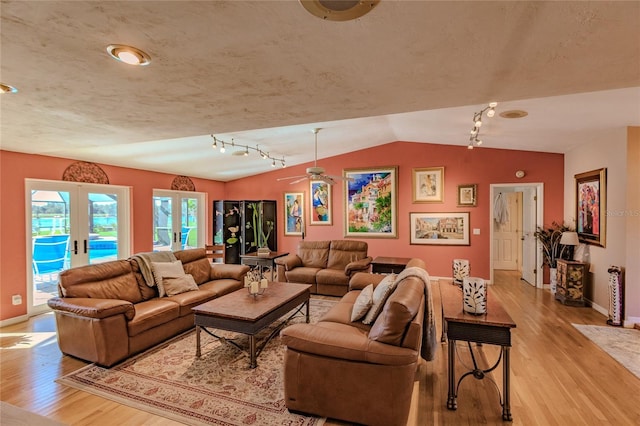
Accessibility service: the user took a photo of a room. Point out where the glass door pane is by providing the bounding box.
[87,192,120,264]
[153,195,173,251]
[181,196,199,249]
[31,189,71,308]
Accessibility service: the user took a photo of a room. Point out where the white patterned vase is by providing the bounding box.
[550,267,558,294]
[463,277,487,315]
[452,259,470,286]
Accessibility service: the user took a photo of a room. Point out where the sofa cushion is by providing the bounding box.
[316,268,350,286]
[152,260,186,297]
[369,278,424,346]
[351,284,374,322]
[198,279,243,298]
[165,289,216,316]
[327,240,368,270]
[127,299,180,336]
[58,260,144,303]
[362,274,397,325]
[297,240,330,268]
[286,267,322,285]
[163,274,199,297]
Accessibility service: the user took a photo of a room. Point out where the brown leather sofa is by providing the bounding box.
[274,240,372,296]
[280,258,436,426]
[47,248,249,367]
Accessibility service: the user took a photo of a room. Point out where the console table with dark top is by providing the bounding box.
[192,281,310,368]
[439,281,517,421]
[371,256,412,274]
[240,251,289,281]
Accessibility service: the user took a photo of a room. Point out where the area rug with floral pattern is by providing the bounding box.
[572,323,640,379]
[57,297,336,425]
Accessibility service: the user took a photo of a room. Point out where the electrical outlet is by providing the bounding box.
[12,294,22,306]
[473,228,481,235]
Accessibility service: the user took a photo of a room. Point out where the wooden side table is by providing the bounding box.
[371,256,411,274]
[240,252,289,281]
[556,259,587,306]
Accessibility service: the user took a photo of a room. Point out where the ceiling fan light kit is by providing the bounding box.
[277,128,352,185]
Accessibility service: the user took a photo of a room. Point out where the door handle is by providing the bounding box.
[84,239,88,254]
[173,232,177,243]
[74,240,78,255]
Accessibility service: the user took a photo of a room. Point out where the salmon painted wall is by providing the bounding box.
[0,150,224,321]
[225,142,564,279]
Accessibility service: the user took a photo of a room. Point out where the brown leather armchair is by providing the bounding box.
[274,240,372,296]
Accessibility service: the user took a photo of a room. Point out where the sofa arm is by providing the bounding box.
[345,256,372,276]
[281,322,418,366]
[349,272,386,291]
[274,253,303,271]
[210,263,250,280]
[47,297,135,320]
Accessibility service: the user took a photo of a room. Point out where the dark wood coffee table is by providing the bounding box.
[192,282,311,368]
[439,281,517,421]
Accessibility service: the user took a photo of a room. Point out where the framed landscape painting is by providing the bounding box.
[409,212,470,245]
[284,192,304,236]
[412,167,444,203]
[575,168,606,247]
[344,166,398,238]
[310,180,332,225]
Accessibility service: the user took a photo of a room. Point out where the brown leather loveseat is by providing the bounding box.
[47,248,249,366]
[274,240,372,296]
[280,258,437,426]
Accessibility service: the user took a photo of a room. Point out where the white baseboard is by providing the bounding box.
[0,314,29,328]
[624,316,640,328]
[590,300,608,317]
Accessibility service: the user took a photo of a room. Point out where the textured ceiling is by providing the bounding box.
[1,1,639,181]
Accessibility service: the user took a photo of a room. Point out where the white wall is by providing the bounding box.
[564,127,639,326]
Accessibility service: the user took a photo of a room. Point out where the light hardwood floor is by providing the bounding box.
[1,271,639,425]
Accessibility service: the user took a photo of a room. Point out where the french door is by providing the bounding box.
[152,190,205,252]
[26,179,131,314]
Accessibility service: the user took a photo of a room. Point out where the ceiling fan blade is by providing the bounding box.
[288,176,310,184]
[277,175,307,181]
[325,174,354,182]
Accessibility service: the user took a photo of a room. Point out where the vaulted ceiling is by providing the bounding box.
[1,1,639,181]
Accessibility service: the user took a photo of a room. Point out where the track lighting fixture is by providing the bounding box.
[211,135,285,167]
[467,102,497,149]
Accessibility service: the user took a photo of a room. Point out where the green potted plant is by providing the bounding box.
[534,221,574,292]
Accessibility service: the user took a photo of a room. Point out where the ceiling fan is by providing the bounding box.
[277,128,353,185]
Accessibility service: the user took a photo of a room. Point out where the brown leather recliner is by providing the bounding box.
[280,259,436,426]
[274,240,372,296]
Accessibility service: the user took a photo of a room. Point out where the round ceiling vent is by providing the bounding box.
[299,0,380,21]
[499,110,528,119]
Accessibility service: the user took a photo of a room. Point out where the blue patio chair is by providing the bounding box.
[181,227,193,249]
[32,235,70,281]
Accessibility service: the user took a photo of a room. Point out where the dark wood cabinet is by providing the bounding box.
[556,259,586,306]
[213,200,277,264]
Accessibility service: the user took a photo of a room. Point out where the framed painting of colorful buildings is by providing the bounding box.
[409,212,470,245]
[343,166,398,238]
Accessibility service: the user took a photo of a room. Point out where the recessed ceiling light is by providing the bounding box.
[0,83,18,94]
[299,0,380,22]
[106,44,151,66]
[499,110,528,119]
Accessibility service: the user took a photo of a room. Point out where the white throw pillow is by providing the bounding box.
[351,284,374,322]
[152,260,186,297]
[362,274,397,325]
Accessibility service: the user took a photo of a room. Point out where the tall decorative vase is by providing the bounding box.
[452,259,470,286]
[607,265,623,326]
[462,277,487,315]
[549,267,558,294]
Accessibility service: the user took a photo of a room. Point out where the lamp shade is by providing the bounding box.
[560,231,580,246]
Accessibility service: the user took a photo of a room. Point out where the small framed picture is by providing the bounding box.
[575,168,606,247]
[284,192,304,236]
[409,212,470,245]
[310,180,332,225]
[412,167,444,203]
[457,184,477,207]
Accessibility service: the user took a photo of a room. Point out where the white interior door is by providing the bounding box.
[26,179,130,315]
[153,190,205,251]
[521,187,538,286]
[493,192,520,270]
